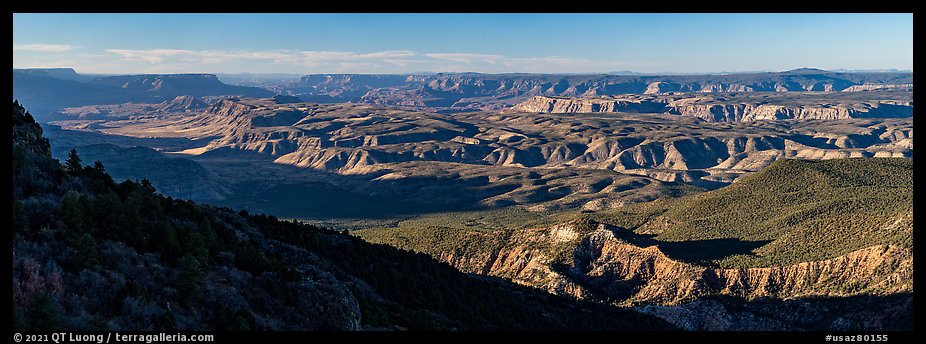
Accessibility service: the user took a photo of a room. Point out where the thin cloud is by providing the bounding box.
[27,47,639,74]
[425,53,502,64]
[13,44,78,53]
[106,49,196,63]
[107,49,420,64]
[290,50,418,64]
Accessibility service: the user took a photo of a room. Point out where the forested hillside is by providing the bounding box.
[595,157,913,267]
[358,156,912,320]
[11,100,674,331]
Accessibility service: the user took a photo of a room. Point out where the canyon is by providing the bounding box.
[267,69,912,113]
[358,158,913,329]
[508,91,912,122]
[12,67,915,331]
[44,95,911,216]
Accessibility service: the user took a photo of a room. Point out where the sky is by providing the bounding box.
[12,13,914,75]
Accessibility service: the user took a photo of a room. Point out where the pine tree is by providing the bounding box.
[156,303,176,331]
[75,234,100,269]
[59,194,84,233]
[65,149,82,175]
[177,254,204,302]
[12,201,28,233]
[26,293,59,331]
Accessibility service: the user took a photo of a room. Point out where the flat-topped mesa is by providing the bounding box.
[13,69,274,121]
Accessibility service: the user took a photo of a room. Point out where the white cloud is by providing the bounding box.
[13,44,78,53]
[425,53,502,64]
[105,49,420,65]
[106,49,195,63]
[337,62,375,70]
[302,50,416,61]
[14,47,640,74]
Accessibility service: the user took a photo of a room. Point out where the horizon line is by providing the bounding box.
[12,66,915,77]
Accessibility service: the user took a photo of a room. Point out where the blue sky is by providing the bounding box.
[13,13,913,74]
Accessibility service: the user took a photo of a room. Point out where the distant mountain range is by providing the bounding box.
[278,69,913,111]
[13,68,273,120]
[605,68,912,75]
[13,67,914,120]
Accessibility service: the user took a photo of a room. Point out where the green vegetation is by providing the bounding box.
[595,158,913,267]
[360,157,911,274]
[12,100,674,331]
[355,208,583,269]
[358,226,505,264]
[392,207,579,231]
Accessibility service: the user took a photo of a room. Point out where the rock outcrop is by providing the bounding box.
[13,70,273,120]
[510,96,670,114]
[275,69,913,112]
[842,83,913,92]
[157,95,209,112]
[636,293,912,331]
[422,222,912,307]
[12,100,52,158]
[65,97,912,208]
[509,94,914,122]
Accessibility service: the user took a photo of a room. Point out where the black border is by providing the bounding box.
[10,2,920,342]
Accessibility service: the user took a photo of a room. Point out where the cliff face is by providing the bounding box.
[301,70,913,99]
[286,74,410,101]
[510,96,671,114]
[89,97,912,198]
[635,293,912,331]
[579,226,910,304]
[510,95,914,122]
[668,102,914,122]
[353,156,912,330]
[13,101,678,331]
[86,74,272,98]
[156,95,209,112]
[12,101,52,158]
[425,222,912,307]
[842,83,913,92]
[273,70,913,112]
[13,70,273,120]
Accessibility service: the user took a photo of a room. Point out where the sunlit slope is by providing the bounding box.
[597,158,912,267]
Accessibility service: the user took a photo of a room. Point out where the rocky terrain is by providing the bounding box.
[14,100,677,331]
[636,294,912,331]
[358,158,913,330]
[20,68,909,117]
[508,91,913,122]
[270,69,912,112]
[366,221,910,306]
[44,95,912,217]
[12,68,272,121]
[15,67,913,118]
[16,66,915,332]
